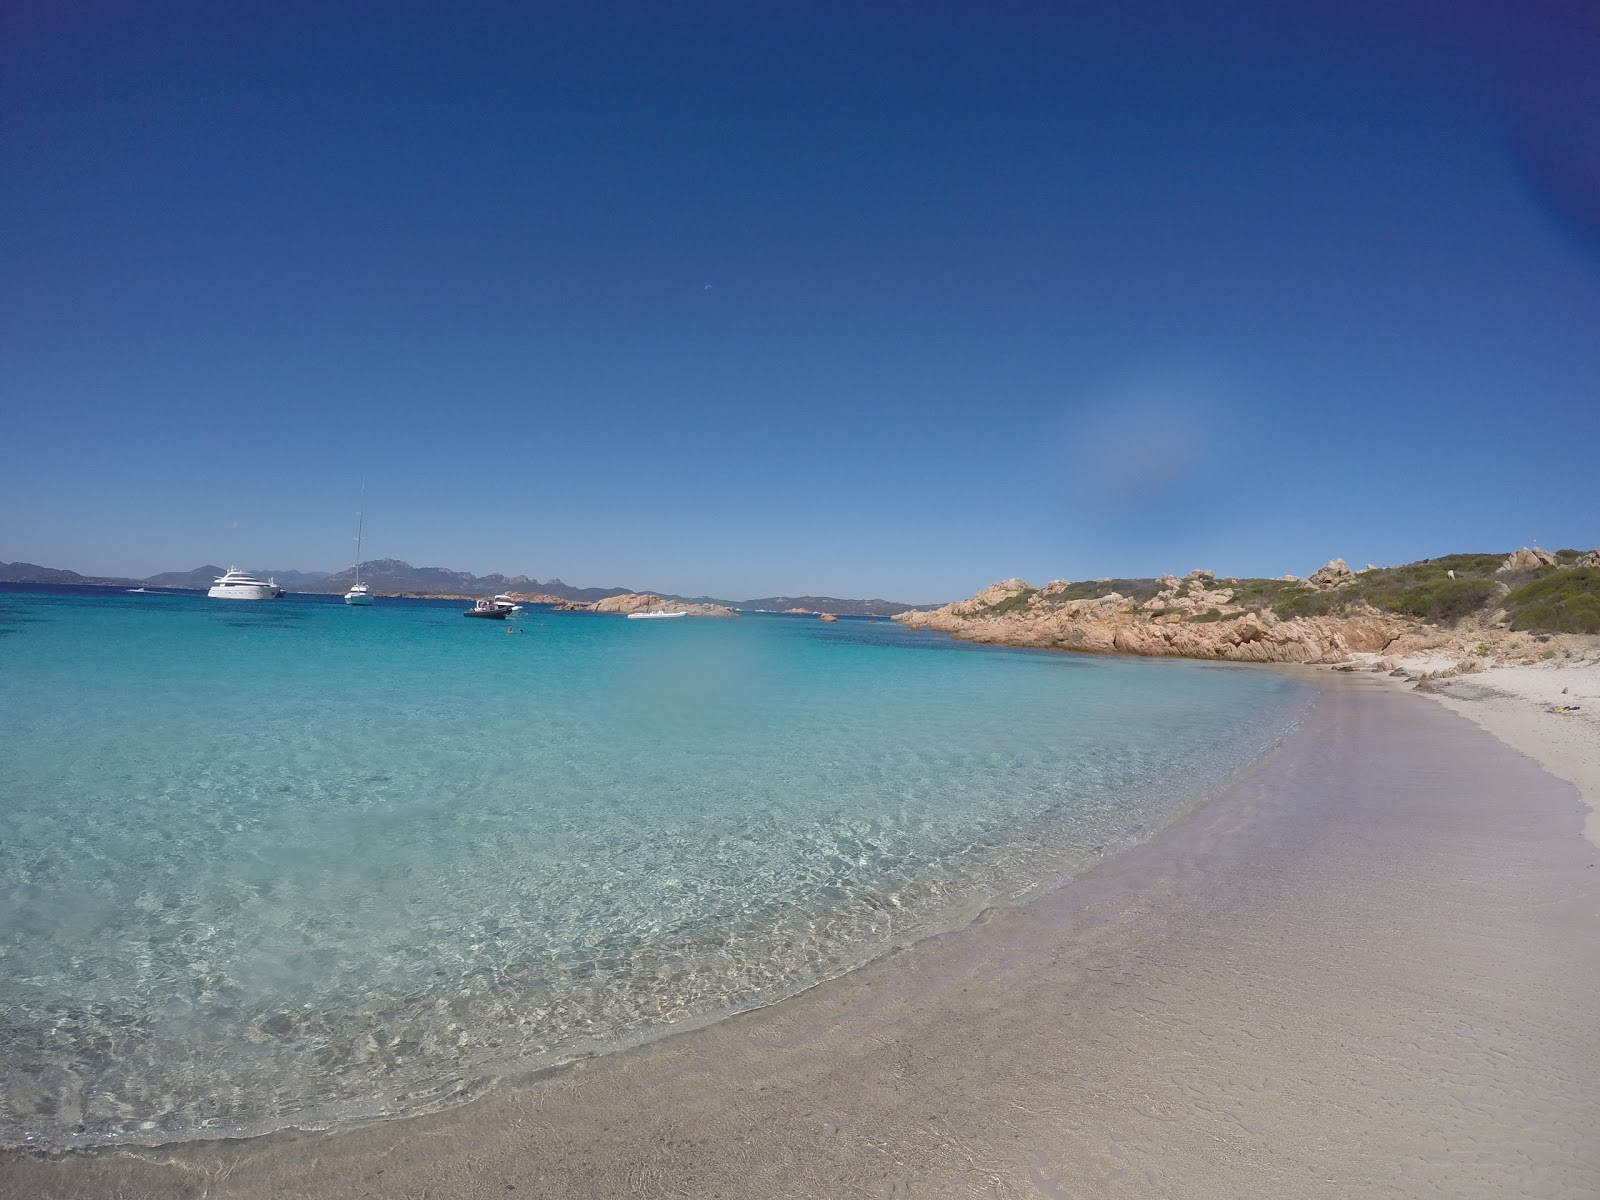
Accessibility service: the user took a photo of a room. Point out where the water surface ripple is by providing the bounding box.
[0,586,1310,1150]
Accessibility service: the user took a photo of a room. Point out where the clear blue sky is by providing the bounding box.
[3,1,1596,602]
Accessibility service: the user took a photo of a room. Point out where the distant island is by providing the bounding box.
[0,558,939,618]
[895,549,1600,668]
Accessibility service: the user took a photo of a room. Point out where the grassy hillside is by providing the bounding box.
[1503,568,1600,634]
[963,552,1600,635]
[1272,554,1599,633]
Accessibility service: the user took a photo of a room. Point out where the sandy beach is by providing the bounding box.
[1366,650,1600,847]
[5,674,1597,1199]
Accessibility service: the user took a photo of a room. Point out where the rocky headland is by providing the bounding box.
[895,550,1600,669]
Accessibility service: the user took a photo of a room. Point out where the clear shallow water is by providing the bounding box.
[0,585,1311,1150]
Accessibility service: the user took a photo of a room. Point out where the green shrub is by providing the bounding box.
[1413,553,1505,578]
[1495,568,1555,589]
[1361,575,1497,623]
[1272,589,1347,620]
[1227,577,1311,612]
[1504,568,1600,634]
[983,587,1038,616]
[1028,555,1578,631]
[1047,578,1165,604]
[1188,608,1247,623]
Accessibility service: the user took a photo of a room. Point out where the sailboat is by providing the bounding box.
[344,483,374,606]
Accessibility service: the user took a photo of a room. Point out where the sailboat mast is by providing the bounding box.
[354,480,366,585]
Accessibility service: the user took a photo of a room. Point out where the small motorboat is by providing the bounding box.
[464,598,510,619]
[626,610,689,619]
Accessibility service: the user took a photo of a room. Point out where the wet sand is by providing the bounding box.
[1418,657,1599,846]
[6,677,1598,1199]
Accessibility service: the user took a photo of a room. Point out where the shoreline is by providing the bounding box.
[8,675,1597,1197]
[1340,649,1600,847]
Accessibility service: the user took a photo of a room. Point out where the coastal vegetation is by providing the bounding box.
[1188,607,1249,624]
[966,578,1163,617]
[899,548,1600,664]
[983,586,1039,616]
[1219,554,1594,632]
[1049,578,1167,604]
[1504,567,1600,634]
[1269,562,1501,624]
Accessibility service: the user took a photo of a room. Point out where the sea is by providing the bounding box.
[0,584,1312,1151]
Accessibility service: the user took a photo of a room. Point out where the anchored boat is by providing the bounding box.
[344,482,374,605]
[207,568,285,601]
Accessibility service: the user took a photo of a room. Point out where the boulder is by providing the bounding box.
[1308,559,1354,588]
[948,578,1034,617]
[976,578,1032,602]
[1499,547,1558,572]
[818,613,838,622]
[586,592,736,617]
[589,592,667,614]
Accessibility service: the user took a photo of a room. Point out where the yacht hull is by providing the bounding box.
[207,584,285,600]
[344,593,373,606]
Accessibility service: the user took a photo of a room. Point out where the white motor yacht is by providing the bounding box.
[492,593,522,613]
[208,568,285,600]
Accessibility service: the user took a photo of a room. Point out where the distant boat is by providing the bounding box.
[208,568,285,601]
[344,483,374,606]
[126,587,146,593]
[464,598,510,619]
[492,593,522,613]
[627,611,688,620]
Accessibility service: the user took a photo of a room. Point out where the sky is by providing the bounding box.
[3,1,1597,602]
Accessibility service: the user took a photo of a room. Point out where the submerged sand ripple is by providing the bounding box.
[6,679,1597,1198]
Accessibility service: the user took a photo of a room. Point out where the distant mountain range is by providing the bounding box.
[0,561,123,586]
[311,560,634,603]
[0,559,939,615]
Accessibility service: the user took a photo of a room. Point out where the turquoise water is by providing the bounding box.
[0,585,1311,1150]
